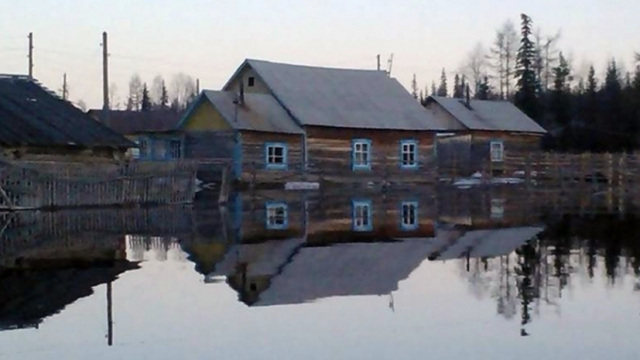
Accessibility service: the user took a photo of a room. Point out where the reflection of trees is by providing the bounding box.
[457,214,640,336]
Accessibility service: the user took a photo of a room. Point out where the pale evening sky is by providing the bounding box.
[1,0,638,108]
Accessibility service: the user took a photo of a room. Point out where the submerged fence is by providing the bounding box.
[0,160,198,210]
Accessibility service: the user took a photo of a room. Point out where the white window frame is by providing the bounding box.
[352,200,372,231]
[265,142,288,170]
[266,202,288,230]
[490,141,504,162]
[401,201,419,231]
[352,139,372,170]
[400,140,418,169]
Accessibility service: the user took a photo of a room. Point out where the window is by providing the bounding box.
[490,141,504,162]
[352,200,373,232]
[248,77,255,87]
[401,201,419,231]
[131,140,142,159]
[491,199,505,219]
[400,140,418,168]
[265,143,288,170]
[266,202,288,230]
[352,139,372,170]
[167,139,182,159]
[138,139,149,159]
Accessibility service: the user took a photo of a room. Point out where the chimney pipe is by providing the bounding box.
[465,84,471,107]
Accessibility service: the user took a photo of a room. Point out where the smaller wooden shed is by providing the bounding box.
[424,96,547,175]
[88,110,183,161]
[179,90,305,184]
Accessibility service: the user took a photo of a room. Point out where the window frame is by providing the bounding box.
[138,138,149,159]
[400,139,419,169]
[490,140,504,163]
[352,199,373,232]
[400,201,419,231]
[351,139,372,171]
[265,202,288,230]
[166,139,182,159]
[264,142,288,170]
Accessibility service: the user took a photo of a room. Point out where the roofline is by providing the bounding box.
[425,96,547,135]
[176,92,207,129]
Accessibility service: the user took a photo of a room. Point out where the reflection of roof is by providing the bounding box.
[432,227,544,261]
[427,96,547,134]
[224,59,449,130]
[0,76,133,148]
[88,110,182,134]
[210,238,305,277]
[254,239,445,306]
[201,91,303,134]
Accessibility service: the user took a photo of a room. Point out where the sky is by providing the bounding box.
[1,0,639,108]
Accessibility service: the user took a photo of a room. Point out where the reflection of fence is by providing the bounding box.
[0,160,198,210]
[442,152,640,190]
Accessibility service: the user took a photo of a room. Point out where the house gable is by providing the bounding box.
[224,63,271,95]
[423,100,467,131]
[181,96,233,132]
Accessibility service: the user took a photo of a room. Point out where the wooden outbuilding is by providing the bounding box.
[0,75,133,162]
[424,96,547,176]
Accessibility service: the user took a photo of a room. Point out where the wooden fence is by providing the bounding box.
[0,160,198,210]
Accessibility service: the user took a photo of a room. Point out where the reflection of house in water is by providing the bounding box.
[210,189,547,307]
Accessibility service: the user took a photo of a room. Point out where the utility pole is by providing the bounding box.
[28,32,33,79]
[377,54,381,71]
[387,54,394,77]
[107,281,113,347]
[102,31,110,125]
[62,73,68,100]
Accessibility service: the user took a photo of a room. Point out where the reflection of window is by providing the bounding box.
[352,139,372,170]
[265,143,288,169]
[167,139,182,159]
[401,201,419,230]
[490,141,504,162]
[266,202,288,230]
[352,200,372,231]
[400,140,418,168]
[138,139,149,159]
[491,199,505,219]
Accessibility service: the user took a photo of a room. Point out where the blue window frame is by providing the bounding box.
[352,139,372,171]
[400,201,419,231]
[265,202,288,230]
[352,200,373,232]
[265,142,288,170]
[400,139,418,169]
[165,139,182,159]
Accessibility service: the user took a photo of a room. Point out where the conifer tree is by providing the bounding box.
[514,14,541,120]
[437,69,448,97]
[476,76,491,100]
[411,74,419,100]
[141,83,152,112]
[160,80,169,110]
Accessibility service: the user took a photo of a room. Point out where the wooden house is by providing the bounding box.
[0,76,133,162]
[179,90,304,183]
[88,110,183,161]
[423,96,547,175]
[180,59,450,185]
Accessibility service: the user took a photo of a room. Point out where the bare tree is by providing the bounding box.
[411,74,419,100]
[170,73,197,111]
[462,42,488,94]
[76,99,87,112]
[109,82,120,110]
[127,74,143,111]
[489,20,519,99]
[151,75,165,106]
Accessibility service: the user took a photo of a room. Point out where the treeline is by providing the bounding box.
[110,73,199,113]
[414,14,640,153]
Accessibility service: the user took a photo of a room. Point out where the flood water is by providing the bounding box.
[0,188,639,360]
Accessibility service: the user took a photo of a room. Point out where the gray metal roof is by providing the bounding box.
[202,90,303,134]
[224,59,449,131]
[0,75,133,148]
[427,96,547,134]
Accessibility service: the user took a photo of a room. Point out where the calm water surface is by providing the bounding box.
[0,190,639,360]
